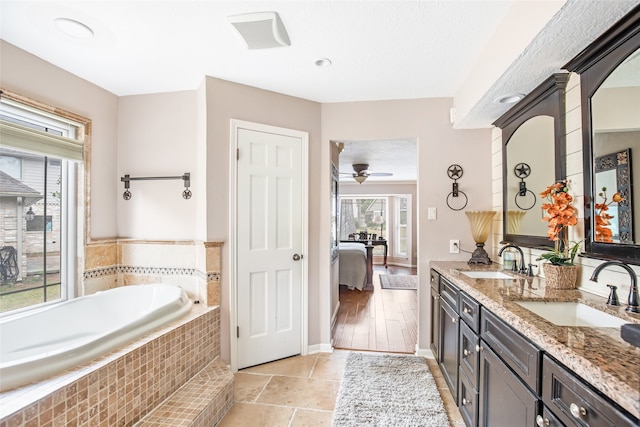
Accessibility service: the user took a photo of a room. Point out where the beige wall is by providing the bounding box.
[1,40,119,240]
[203,77,323,358]
[117,91,201,240]
[321,99,493,351]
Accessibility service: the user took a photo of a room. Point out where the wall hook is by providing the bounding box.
[446,164,468,211]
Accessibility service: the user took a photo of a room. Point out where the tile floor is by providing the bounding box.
[218,350,464,426]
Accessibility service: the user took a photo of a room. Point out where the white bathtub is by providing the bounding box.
[0,283,192,392]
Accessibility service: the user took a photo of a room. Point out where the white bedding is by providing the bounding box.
[338,243,368,290]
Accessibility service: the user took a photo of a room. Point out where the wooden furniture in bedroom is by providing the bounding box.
[340,239,388,267]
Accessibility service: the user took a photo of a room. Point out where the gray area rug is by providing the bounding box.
[379,274,418,290]
[332,353,450,426]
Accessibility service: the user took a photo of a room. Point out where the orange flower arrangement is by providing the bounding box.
[594,187,624,242]
[538,180,579,265]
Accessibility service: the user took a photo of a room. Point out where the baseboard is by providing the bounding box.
[331,301,340,332]
[415,347,435,359]
[308,343,334,354]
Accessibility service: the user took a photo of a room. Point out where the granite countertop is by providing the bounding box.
[430,261,640,419]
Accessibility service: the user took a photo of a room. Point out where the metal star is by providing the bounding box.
[448,165,463,179]
[514,163,531,178]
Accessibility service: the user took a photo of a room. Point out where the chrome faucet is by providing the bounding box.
[498,244,526,273]
[590,261,639,314]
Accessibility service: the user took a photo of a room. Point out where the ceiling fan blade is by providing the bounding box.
[368,172,393,176]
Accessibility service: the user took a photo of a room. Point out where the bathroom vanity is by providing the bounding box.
[430,261,640,427]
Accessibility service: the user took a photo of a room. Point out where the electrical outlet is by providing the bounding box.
[449,239,460,254]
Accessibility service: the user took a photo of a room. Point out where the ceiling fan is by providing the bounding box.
[340,163,393,184]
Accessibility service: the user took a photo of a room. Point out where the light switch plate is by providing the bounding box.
[427,207,437,220]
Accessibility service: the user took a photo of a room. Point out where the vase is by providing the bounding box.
[465,210,497,264]
[542,263,578,290]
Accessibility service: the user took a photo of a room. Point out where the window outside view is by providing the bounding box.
[339,197,387,257]
[0,97,80,315]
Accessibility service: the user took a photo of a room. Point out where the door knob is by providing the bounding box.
[293,254,303,261]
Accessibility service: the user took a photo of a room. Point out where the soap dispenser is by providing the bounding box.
[502,248,516,271]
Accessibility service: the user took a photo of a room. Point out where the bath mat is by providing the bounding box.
[379,274,418,290]
[332,352,450,426]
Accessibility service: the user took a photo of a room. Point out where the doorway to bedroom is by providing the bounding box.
[333,194,417,353]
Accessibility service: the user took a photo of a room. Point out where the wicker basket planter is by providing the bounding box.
[542,263,579,290]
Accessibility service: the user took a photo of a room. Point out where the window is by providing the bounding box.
[393,195,411,259]
[0,94,84,315]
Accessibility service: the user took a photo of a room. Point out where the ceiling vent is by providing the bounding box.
[228,11,291,49]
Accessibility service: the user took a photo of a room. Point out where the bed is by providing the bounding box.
[338,242,373,291]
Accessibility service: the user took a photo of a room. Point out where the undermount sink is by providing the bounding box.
[461,271,514,279]
[516,301,626,328]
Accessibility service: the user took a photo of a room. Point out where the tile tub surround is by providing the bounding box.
[431,261,640,419]
[83,240,223,306]
[0,305,229,427]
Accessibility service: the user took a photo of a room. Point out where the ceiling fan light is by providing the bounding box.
[354,175,367,184]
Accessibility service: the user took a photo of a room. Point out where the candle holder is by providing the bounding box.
[465,210,497,264]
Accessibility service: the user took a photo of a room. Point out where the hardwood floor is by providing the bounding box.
[332,264,418,353]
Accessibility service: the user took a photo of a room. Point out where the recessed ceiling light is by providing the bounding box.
[496,93,525,104]
[315,58,332,67]
[54,18,94,39]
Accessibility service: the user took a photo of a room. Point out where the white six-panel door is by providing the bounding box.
[233,122,307,369]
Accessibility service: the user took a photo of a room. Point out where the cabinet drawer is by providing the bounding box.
[480,307,541,394]
[430,269,440,292]
[537,405,565,427]
[440,277,459,308]
[459,292,480,333]
[542,355,638,427]
[459,369,478,427]
[459,320,479,389]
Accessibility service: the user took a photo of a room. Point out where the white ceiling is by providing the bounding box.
[1,0,638,182]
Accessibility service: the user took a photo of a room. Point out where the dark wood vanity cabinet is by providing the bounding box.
[542,355,637,427]
[430,269,440,359]
[429,268,638,427]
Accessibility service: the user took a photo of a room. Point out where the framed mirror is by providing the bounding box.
[565,6,639,264]
[494,73,569,249]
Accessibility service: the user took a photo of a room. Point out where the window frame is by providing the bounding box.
[0,89,89,315]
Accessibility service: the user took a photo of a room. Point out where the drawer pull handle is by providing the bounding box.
[463,348,471,357]
[475,344,483,352]
[452,317,457,323]
[463,307,472,315]
[570,403,587,419]
[461,397,468,406]
[536,415,550,426]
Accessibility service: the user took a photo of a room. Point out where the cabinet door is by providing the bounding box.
[459,369,479,427]
[439,299,459,401]
[478,343,539,427]
[430,285,440,359]
[459,320,479,389]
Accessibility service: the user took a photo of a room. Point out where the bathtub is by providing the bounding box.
[0,283,192,392]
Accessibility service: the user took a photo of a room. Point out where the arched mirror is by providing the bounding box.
[565,6,640,264]
[494,73,569,248]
